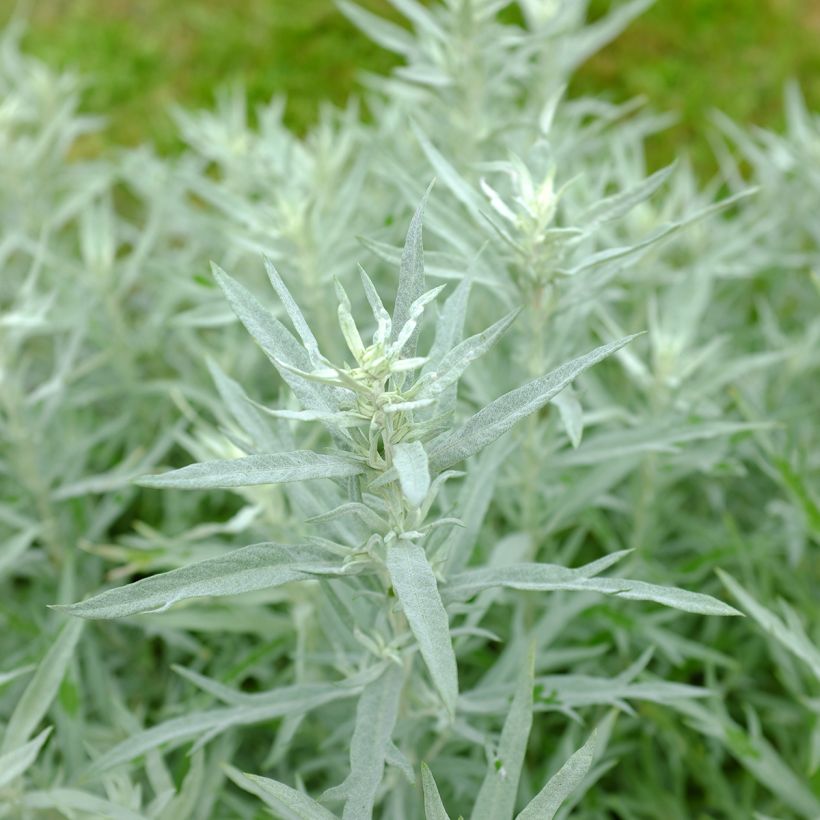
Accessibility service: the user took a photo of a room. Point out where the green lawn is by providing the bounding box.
[7,0,820,170]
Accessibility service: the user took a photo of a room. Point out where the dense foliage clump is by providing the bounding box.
[0,3,818,818]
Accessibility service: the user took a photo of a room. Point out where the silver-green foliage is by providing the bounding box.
[57,198,739,817]
[1,1,818,818]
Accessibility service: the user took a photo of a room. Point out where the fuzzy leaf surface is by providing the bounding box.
[471,652,534,820]
[225,766,337,820]
[56,543,347,619]
[0,727,52,788]
[137,451,363,490]
[443,563,740,616]
[421,763,452,820]
[516,731,597,820]
[392,441,431,507]
[386,541,458,717]
[1,619,83,752]
[392,186,431,356]
[336,663,405,820]
[429,335,639,472]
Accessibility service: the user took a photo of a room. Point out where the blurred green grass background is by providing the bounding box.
[5,0,820,173]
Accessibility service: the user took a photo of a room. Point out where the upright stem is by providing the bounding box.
[521,284,549,538]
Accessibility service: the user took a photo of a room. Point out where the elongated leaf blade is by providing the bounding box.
[206,358,283,452]
[225,766,337,820]
[88,678,367,775]
[137,451,363,490]
[338,0,415,55]
[516,731,597,820]
[392,185,432,356]
[55,543,346,619]
[443,563,740,616]
[718,570,820,681]
[429,335,639,472]
[0,727,52,788]
[423,309,519,399]
[2,619,83,752]
[264,257,321,363]
[580,163,675,227]
[21,789,150,820]
[421,763,452,820]
[386,542,458,716]
[393,441,431,507]
[336,664,405,820]
[212,263,340,411]
[472,650,534,820]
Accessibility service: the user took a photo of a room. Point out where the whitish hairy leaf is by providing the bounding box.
[386,542,458,716]
[330,664,404,819]
[552,388,583,449]
[472,651,534,820]
[88,677,369,775]
[718,570,820,681]
[264,257,321,364]
[675,701,820,818]
[392,185,432,356]
[421,309,519,400]
[20,790,149,820]
[225,766,337,820]
[137,451,363,490]
[360,264,392,345]
[212,263,341,412]
[424,262,474,379]
[2,619,83,752]
[579,163,675,227]
[516,731,597,820]
[55,543,346,619]
[0,727,52,788]
[338,0,414,55]
[443,561,740,616]
[393,441,431,507]
[0,664,35,689]
[206,358,282,452]
[421,763,452,820]
[429,335,639,472]
[158,749,204,820]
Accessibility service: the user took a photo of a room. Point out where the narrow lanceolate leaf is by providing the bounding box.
[516,731,597,820]
[471,651,534,820]
[429,335,640,472]
[264,257,321,364]
[552,388,583,449]
[20,790,150,820]
[0,727,52,788]
[335,664,405,820]
[211,263,341,412]
[579,163,675,227]
[0,664,35,690]
[55,543,346,619]
[421,764,452,820]
[338,0,414,56]
[88,678,368,775]
[225,766,337,820]
[424,263,474,374]
[393,441,431,507]
[206,359,283,452]
[392,185,432,356]
[421,309,519,399]
[360,265,392,344]
[718,570,820,681]
[386,542,458,717]
[137,451,363,490]
[443,563,741,616]
[2,619,83,752]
